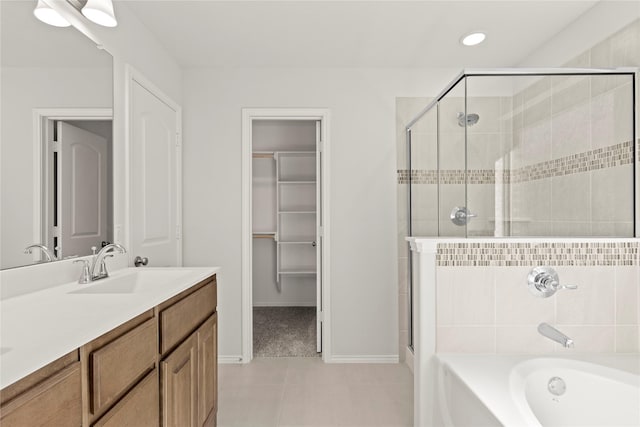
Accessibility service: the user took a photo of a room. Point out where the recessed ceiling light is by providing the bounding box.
[461,32,486,47]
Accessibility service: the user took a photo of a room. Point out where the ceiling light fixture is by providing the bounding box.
[461,32,486,47]
[82,0,118,27]
[33,0,71,27]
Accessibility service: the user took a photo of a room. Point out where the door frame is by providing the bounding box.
[241,108,331,363]
[33,108,113,260]
[125,65,183,266]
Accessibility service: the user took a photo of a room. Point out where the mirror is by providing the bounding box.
[1,0,113,270]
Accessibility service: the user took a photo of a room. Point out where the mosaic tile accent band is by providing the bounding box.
[397,170,499,184]
[436,241,639,267]
[397,169,437,184]
[398,140,634,185]
[510,141,633,183]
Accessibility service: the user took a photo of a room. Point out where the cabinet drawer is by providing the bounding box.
[0,362,82,427]
[160,279,216,354]
[91,318,157,413]
[92,369,159,427]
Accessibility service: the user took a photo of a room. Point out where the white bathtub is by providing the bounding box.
[434,354,640,427]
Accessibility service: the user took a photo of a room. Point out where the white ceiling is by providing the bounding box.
[124,0,601,68]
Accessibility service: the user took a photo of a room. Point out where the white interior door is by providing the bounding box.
[315,121,323,353]
[130,79,180,267]
[58,122,108,258]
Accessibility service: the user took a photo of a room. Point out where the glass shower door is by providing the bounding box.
[437,80,468,237]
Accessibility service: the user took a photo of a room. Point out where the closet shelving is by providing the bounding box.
[252,152,277,240]
[275,151,317,285]
[251,150,317,287]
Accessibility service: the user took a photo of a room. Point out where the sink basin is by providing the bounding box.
[69,269,196,295]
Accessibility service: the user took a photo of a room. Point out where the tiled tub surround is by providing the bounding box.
[435,240,640,354]
[409,237,639,427]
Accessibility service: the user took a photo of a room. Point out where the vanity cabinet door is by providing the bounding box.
[0,363,82,427]
[198,313,218,427]
[161,334,198,427]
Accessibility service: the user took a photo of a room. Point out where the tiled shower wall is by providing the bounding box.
[396,19,640,360]
[509,73,635,237]
[436,241,639,353]
[501,20,639,236]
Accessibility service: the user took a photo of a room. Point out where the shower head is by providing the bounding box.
[457,112,480,127]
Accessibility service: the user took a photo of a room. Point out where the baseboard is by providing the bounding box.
[326,355,399,363]
[253,302,317,307]
[218,355,244,364]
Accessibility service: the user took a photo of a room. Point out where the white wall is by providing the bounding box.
[50,1,183,254]
[0,67,111,269]
[518,1,640,68]
[182,67,457,359]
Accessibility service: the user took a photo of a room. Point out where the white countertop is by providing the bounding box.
[0,266,220,389]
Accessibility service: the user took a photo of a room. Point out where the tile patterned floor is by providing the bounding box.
[218,357,413,427]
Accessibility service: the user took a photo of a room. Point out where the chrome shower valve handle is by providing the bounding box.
[527,266,578,298]
[450,206,477,226]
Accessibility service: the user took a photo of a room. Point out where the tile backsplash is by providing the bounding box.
[436,240,640,354]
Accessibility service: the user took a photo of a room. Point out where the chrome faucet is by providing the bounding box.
[538,323,574,348]
[90,243,127,281]
[24,244,56,262]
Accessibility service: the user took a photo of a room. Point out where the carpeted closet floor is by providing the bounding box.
[253,307,318,357]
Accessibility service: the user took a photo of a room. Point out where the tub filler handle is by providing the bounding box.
[527,266,577,298]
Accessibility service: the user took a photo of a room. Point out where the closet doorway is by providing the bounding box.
[241,109,330,363]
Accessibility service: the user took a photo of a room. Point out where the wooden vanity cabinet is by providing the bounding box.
[0,352,82,427]
[92,369,159,427]
[0,273,218,427]
[159,277,218,427]
[161,334,198,427]
[81,310,158,426]
[198,313,218,427]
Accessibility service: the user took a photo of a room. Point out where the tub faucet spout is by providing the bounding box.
[538,322,574,348]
